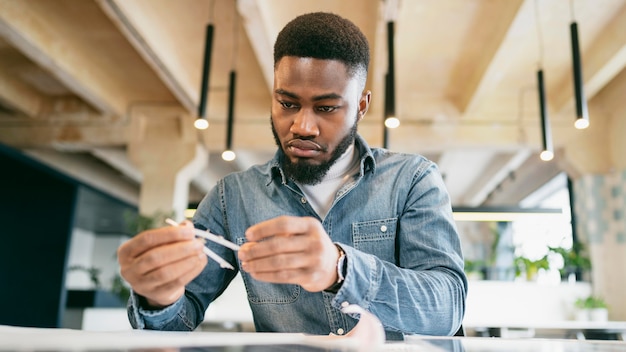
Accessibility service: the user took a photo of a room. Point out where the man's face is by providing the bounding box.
[271,57,370,185]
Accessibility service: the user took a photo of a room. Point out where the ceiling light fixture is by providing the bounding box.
[570,1,589,130]
[194,1,216,130]
[222,71,236,161]
[452,206,562,222]
[222,1,238,162]
[384,20,399,131]
[383,72,390,149]
[534,0,553,162]
[538,70,553,161]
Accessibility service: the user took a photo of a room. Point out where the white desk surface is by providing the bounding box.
[3,325,626,352]
[463,320,626,331]
[0,325,350,351]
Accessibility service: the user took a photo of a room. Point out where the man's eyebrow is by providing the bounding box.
[311,93,343,102]
[274,89,343,102]
[275,89,299,100]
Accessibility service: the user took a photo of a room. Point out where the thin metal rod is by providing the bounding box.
[198,24,214,118]
[226,71,236,150]
[534,0,545,68]
[231,0,239,70]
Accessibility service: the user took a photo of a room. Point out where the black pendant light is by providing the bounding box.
[383,72,390,149]
[194,2,216,130]
[537,69,553,161]
[570,6,589,129]
[222,0,239,161]
[384,21,399,130]
[222,70,237,161]
[534,0,553,161]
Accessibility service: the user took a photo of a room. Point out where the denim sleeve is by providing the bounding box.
[333,162,467,336]
[127,185,238,331]
[127,290,193,330]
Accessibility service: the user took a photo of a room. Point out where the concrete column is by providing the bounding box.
[127,105,207,220]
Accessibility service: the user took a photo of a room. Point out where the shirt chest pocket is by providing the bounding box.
[352,218,398,264]
[235,238,300,304]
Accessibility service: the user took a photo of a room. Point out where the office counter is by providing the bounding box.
[2,325,626,352]
[465,320,626,339]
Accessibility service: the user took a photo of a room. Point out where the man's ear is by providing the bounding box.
[358,90,372,120]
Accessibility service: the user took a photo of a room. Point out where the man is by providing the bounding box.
[118,12,467,340]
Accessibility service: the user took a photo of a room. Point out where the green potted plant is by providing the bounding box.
[548,242,591,281]
[464,259,486,280]
[514,254,550,281]
[575,295,609,321]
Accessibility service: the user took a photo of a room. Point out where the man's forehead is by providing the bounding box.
[275,56,350,71]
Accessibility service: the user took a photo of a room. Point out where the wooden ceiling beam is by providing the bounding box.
[0,2,123,115]
[0,1,177,118]
[0,119,128,149]
[483,151,562,206]
[451,0,525,115]
[96,0,196,112]
[0,62,45,117]
[238,0,274,91]
[191,117,547,153]
[462,150,531,207]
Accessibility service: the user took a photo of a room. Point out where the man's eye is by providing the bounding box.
[280,101,297,109]
[318,106,337,113]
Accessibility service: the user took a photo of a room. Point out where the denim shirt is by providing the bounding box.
[128,135,467,340]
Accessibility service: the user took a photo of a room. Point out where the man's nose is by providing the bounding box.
[290,109,319,137]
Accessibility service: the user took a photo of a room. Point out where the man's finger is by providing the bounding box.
[245,216,318,241]
[118,225,195,260]
[242,251,316,273]
[131,239,205,276]
[130,250,207,298]
[238,234,314,262]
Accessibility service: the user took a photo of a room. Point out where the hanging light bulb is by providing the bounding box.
[540,150,554,161]
[384,117,400,129]
[194,118,209,130]
[221,150,236,161]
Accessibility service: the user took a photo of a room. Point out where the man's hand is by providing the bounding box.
[238,216,339,292]
[117,220,208,309]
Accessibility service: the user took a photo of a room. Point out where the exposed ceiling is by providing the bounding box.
[0,0,625,211]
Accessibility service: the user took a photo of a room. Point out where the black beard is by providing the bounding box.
[271,115,358,185]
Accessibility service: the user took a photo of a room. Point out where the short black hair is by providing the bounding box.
[273,12,370,87]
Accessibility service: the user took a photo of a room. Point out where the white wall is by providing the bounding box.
[66,228,97,289]
[463,280,592,327]
[66,227,129,290]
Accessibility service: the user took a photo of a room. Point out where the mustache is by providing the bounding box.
[285,138,327,152]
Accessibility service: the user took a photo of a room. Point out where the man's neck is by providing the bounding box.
[296,143,359,219]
